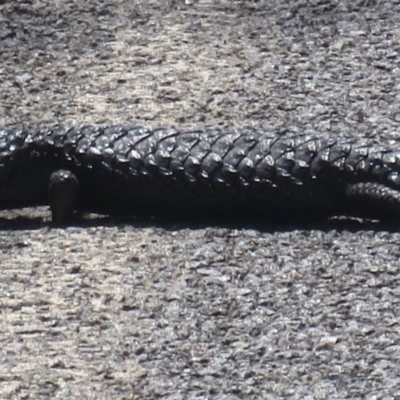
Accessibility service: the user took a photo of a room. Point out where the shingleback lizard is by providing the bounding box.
[1,124,400,225]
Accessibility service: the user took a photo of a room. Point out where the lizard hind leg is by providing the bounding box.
[346,182,400,222]
[48,169,79,225]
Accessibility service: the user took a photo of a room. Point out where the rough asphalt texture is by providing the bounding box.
[1,1,400,398]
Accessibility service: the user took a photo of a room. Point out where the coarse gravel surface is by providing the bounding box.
[1,0,400,399]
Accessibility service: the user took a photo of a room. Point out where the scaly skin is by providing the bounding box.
[1,124,400,224]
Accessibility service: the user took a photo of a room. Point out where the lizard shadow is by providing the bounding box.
[0,211,398,233]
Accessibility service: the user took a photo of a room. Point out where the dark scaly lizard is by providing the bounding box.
[1,124,400,225]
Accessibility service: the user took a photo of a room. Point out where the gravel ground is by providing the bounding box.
[1,0,400,398]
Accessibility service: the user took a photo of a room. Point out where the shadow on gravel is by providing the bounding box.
[0,213,398,234]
